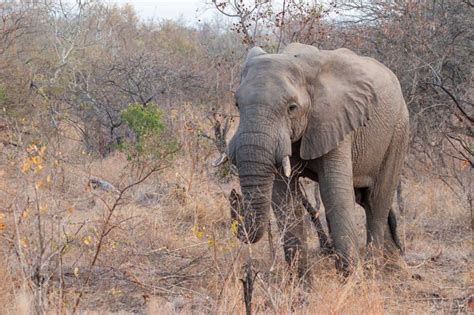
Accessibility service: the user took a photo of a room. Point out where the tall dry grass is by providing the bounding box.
[0,108,471,314]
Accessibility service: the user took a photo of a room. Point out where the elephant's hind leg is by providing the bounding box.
[364,120,408,262]
[363,183,404,259]
[271,177,309,284]
[361,188,404,270]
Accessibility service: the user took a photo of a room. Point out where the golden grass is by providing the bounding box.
[0,120,471,314]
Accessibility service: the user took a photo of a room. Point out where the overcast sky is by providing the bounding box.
[110,0,214,22]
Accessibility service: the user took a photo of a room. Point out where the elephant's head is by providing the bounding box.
[221,44,376,244]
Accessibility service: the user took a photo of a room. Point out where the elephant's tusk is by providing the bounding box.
[212,152,228,167]
[282,156,291,177]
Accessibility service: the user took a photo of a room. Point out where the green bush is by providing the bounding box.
[120,103,164,141]
[120,103,176,161]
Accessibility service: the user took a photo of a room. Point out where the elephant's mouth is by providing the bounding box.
[213,152,291,177]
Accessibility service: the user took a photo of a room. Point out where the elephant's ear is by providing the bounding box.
[245,46,267,63]
[298,49,377,159]
[241,47,267,79]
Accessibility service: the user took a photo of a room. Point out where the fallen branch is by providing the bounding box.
[302,196,333,254]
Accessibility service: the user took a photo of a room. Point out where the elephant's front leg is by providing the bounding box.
[316,139,360,275]
[272,176,309,284]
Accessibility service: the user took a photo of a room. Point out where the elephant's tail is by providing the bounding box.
[388,209,404,254]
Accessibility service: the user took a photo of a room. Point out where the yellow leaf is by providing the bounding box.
[74,267,79,277]
[192,225,204,238]
[21,159,31,173]
[83,235,92,245]
[30,156,40,165]
[35,180,45,189]
[39,204,48,213]
[230,220,239,236]
[39,145,46,156]
[0,213,5,230]
[46,174,52,183]
[21,208,30,219]
[207,238,216,247]
[67,207,75,214]
[26,144,37,154]
[110,287,122,296]
[34,164,44,174]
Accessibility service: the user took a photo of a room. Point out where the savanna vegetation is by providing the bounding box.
[0,0,472,313]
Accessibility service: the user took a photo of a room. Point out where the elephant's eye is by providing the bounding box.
[235,102,239,109]
[288,103,298,114]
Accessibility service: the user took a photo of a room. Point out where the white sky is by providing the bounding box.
[110,0,214,22]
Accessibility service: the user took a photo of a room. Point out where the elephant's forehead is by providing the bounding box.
[237,56,303,106]
[236,76,298,108]
[243,55,303,81]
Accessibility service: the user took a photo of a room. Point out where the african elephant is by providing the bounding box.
[215,43,409,279]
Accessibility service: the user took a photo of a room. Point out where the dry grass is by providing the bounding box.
[0,119,472,314]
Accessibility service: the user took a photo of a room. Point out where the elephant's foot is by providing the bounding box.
[363,243,385,275]
[332,249,361,279]
[320,241,334,256]
[382,228,407,272]
[364,242,407,275]
[382,251,408,273]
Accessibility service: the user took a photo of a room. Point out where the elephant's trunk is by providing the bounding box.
[229,127,285,243]
[236,158,275,243]
[226,107,292,244]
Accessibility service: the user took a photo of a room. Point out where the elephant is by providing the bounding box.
[215,43,409,280]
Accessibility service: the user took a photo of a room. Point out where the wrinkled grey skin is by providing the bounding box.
[227,43,409,280]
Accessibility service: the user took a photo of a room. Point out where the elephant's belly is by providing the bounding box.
[353,175,373,188]
[351,118,395,181]
[294,108,398,189]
